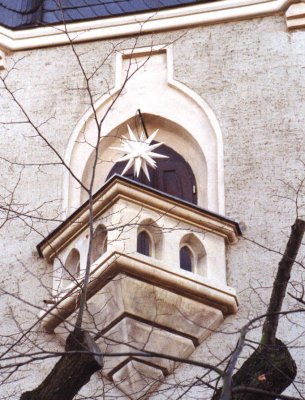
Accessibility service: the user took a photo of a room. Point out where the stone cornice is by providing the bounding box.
[41,250,238,333]
[37,175,241,261]
[0,0,295,52]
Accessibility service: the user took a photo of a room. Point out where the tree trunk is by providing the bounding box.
[261,218,305,346]
[212,339,296,400]
[214,219,305,400]
[20,330,103,400]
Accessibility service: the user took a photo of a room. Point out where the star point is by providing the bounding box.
[110,125,168,181]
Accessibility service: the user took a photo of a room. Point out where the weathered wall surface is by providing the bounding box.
[163,15,305,399]
[1,13,305,399]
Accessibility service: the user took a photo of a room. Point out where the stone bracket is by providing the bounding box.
[285,2,305,30]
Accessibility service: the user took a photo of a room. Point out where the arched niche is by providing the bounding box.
[136,218,163,259]
[180,246,194,272]
[82,115,204,205]
[62,248,80,289]
[106,133,198,204]
[137,231,152,257]
[180,233,207,276]
[64,48,224,215]
[91,224,107,264]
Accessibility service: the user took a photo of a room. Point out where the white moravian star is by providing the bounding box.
[111,125,168,181]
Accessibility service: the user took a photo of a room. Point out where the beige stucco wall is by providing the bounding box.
[1,13,305,399]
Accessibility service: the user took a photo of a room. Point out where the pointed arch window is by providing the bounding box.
[137,230,152,257]
[179,234,207,275]
[180,246,194,272]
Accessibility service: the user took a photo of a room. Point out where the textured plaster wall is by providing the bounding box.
[171,16,305,399]
[171,15,305,399]
[1,13,305,399]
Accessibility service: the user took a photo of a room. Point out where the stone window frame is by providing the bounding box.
[179,234,207,276]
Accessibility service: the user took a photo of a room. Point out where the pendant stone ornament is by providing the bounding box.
[111,125,168,181]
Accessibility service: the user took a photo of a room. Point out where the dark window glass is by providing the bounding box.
[107,141,197,204]
[137,231,151,256]
[180,246,193,272]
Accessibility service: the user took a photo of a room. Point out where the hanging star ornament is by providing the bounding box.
[111,125,168,181]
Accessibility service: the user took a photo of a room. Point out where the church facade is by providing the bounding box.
[0,0,305,399]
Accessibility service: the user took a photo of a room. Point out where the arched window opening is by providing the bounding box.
[107,141,197,204]
[136,219,163,259]
[137,230,152,257]
[91,225,107,264]
[179,234,206,275]
[62,248,80,288]
[180,246,194,272]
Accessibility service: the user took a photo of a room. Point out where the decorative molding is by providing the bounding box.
[37,176,241,261]
[0,0,295,52]
[64,45,225,215]
[41,251,238,333]
[165,45,226,214]
[285,2,305,29]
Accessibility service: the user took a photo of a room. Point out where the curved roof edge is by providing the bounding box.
[0,0,292,52]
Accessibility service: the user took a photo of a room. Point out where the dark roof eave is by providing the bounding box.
[0,0,219,31]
